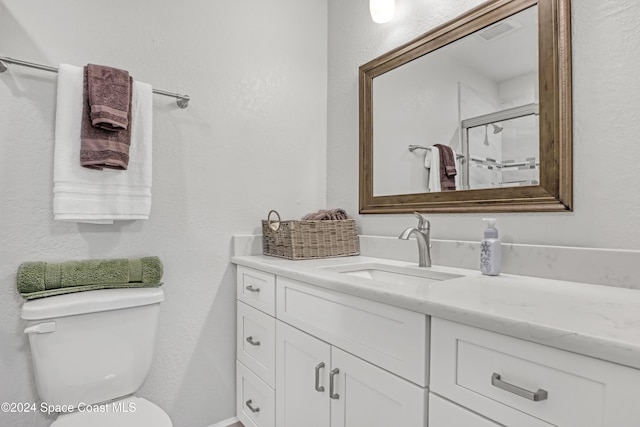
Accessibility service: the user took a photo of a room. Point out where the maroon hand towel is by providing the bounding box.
[434,144,457,191]
[87,63,131,131]
[80,66,133,170]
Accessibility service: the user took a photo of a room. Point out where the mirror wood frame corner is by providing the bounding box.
[359,0,572,214]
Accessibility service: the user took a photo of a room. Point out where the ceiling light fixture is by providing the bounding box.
[370,0,395,24]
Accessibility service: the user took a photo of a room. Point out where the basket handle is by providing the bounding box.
[267,210,281,231]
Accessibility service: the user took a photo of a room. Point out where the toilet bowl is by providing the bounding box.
[50,396,171,427]
[21,288,172,426]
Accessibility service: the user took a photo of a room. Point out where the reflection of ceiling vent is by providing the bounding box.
[477,20,522,42]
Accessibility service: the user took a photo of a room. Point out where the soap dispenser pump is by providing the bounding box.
[480,218,501,276]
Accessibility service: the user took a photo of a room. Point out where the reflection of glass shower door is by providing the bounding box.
[461,103,539,190]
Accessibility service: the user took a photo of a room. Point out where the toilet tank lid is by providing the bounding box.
[21,288,165,320]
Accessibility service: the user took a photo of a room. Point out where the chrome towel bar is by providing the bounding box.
[0,56,190,109]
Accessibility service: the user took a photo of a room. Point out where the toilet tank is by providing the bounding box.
[21,288,165,406]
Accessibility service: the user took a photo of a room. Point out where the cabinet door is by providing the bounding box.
[330,347,427,427]
[276,321,331,427]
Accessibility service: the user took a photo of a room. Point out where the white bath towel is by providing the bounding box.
[425,146,441,192]
[53,64,153,223]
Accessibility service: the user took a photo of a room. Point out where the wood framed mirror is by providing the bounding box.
[359,0,571,213]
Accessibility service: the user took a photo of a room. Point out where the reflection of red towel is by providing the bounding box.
[434,144,456,191]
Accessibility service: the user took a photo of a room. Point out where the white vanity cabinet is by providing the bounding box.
[236,260,640,427]
[236,265,428,427]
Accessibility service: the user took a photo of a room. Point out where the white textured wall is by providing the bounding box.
[0,1,327,426]
[328,0,640,250]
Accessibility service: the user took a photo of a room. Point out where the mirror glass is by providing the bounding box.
[373,6,538,195]
[359,0,572,213]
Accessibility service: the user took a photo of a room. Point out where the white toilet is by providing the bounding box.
[21,288,172,426]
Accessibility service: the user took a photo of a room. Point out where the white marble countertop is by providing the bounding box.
[232,254,640,370]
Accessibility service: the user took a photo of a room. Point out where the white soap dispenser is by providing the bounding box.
[480,218,501,276]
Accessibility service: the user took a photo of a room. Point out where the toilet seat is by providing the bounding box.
[50,396,172,427]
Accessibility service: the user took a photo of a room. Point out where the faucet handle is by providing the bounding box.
[413,212,430,231]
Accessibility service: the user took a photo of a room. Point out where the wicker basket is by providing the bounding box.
[262,210,359,260]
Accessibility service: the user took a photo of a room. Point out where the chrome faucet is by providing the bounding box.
[399,212,432,267]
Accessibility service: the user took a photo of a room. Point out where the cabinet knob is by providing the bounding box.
[491,373,548,402]
[330,368,340,399]
[315,362,325,392]
[245,399,260,413]
[246,336,261,346]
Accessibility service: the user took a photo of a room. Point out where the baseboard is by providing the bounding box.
[208,416,241,427]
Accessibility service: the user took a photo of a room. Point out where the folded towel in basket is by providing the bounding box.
[17,256,163,297]
[302,208,350,221]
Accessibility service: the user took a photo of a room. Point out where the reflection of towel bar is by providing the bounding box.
[0,55,190,108]
[408,144,465,159]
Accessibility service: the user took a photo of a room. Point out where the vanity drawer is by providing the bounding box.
[237,301,276,388]
[431,318,640,427]
[429,393,501,427]
[237,266,276,316]
[276,276,429,386]
[237,360,275,427]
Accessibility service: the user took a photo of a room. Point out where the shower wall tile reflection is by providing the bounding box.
[467,114,539,189]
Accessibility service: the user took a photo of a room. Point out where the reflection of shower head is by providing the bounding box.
[490,123,503,134]
[483,123,503,146]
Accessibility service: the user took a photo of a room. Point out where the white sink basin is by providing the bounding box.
[322,263,462,286]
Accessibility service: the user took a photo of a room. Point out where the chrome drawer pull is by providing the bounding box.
[246,285,261,293]
[315,362,325,392]
[491,373,548,402]
[246,336,261,346]
[329,368,340,399]
[246,399,260,413]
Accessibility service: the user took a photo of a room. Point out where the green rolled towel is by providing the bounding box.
[17,256,163,295]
